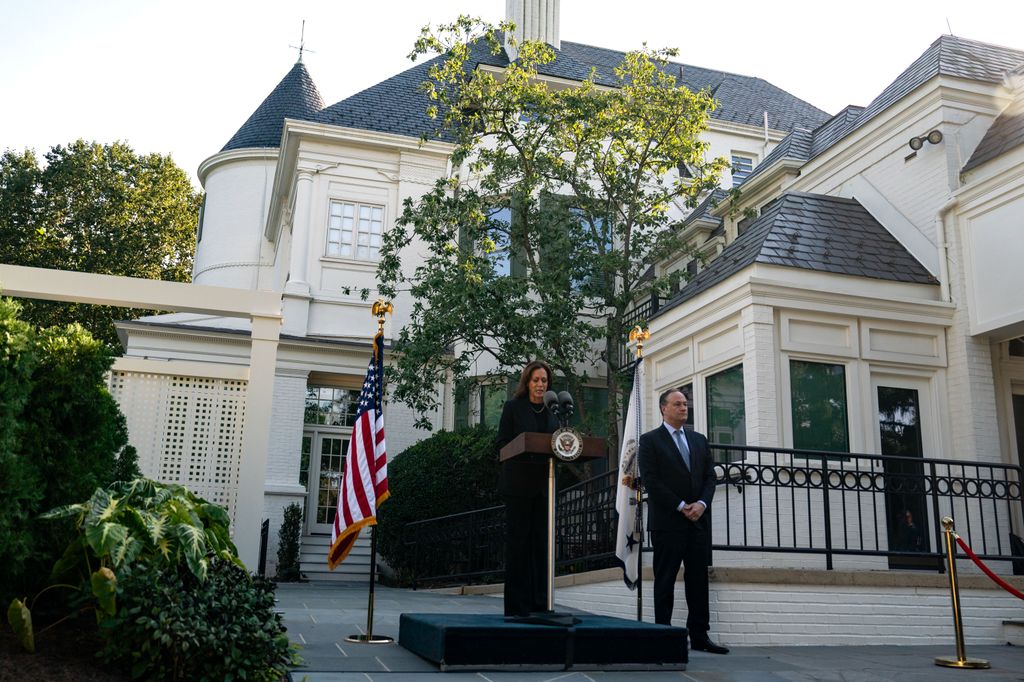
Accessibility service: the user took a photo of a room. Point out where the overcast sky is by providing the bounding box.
[3,0,1022,187]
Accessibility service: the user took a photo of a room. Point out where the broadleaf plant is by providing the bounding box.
[8,477,241,652]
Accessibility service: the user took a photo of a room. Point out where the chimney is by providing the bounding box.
[504,0,560,61]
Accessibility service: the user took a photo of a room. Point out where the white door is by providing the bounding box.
[306,434,348,535]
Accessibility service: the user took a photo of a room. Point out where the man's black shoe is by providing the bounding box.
[691,637,729,655]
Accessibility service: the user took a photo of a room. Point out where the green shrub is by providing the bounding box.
[0,298,136,606]
[275,502,303,582]
[8,477,242,653]
[376,425,499,581]
[99,558,298,681]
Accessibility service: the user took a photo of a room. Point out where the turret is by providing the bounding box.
[194,61,324,290]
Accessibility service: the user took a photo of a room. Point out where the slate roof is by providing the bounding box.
[222,61,325,151]
[474,40,831,133]
[315,55,451,140]
[681,189,727,230]
[740,126,814,186]
[739,36,1024,189]
[655,192,938,316]
[962,71,1024,172]
[312,37,831,143]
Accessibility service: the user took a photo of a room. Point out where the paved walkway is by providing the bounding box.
[278,583,1024,681]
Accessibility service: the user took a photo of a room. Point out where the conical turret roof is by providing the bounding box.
[221,61,324,151]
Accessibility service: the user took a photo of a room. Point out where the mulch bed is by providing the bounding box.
[0,615,130,682]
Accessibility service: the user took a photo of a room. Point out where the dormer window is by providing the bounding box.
[326,200,384,260]
[731,153,755,187]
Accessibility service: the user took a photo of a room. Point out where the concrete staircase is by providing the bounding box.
[299,533,371,583]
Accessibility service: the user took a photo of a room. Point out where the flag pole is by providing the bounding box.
[629,326,650,622]
[345,301,394,645]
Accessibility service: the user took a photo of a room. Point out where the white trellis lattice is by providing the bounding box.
[109,371,248,530]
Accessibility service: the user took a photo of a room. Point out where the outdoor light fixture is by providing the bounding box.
[909,129,944,150]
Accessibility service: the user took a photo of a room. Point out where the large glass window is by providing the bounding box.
[790,360,849,454]
[304,386,361,426]
[706,365,745,459]
[326,200,384,260]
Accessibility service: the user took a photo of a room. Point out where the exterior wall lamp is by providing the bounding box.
[909,129,943,150]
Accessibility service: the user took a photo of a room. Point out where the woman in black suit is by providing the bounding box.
[496,359,558,617]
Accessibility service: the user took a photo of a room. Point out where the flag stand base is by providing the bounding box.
[345,634,394,644]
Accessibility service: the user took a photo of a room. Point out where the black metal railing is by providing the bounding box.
[403,472,620,588]
[258,518,270,577]
[710,444,1024,571]
[401,445,1024,586]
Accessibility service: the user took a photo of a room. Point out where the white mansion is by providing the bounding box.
[109,1,1024,597]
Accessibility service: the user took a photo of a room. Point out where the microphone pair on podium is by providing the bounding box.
[543,390,574,426]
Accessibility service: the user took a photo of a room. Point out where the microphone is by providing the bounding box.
[557,391,574,421]
[543,391,560,414]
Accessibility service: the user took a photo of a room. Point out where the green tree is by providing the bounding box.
[377,18,727,450]
[0,140,202,346]
[0,297,138,606]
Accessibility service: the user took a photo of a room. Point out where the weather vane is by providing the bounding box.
[289,20,316,63]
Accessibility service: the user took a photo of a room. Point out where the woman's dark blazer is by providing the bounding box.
[496,397,558,497]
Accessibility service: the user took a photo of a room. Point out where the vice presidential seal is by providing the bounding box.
[551,427,584,462]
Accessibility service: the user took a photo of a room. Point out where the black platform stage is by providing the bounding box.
[398,612,688,671]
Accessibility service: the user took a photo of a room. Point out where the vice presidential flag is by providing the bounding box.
[328,330,390,569]
[614,360,644,589]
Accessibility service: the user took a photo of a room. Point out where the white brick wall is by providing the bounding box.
[944,207,1001,464]
[258,373,308,576]
[384,395,443,459]
[265,373,308,487]
[554,575,1023,646]
[859,147,949,245]
[741,304,780,447]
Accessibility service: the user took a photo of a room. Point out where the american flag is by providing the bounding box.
[328,330,389,569]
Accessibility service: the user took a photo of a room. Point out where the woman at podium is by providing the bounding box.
[496,359,558,617]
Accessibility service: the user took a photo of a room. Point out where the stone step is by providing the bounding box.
[1004,620,1024,646]
[300,533,371,583]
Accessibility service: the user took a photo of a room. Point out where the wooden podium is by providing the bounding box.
[499,432,604,616]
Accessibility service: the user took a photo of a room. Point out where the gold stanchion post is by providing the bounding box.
[345,301,394,645]
[934,516,988,669]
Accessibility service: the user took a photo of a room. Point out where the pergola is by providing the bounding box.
[0,263,281,568]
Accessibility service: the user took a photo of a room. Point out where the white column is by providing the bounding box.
[234,314,281,569]
[285,170,314,295]
[741,304,780,448]
[282,170,313,336]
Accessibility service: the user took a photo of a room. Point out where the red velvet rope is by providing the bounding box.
[954,536,1024,601]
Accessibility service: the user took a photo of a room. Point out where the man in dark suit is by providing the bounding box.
[638,388,729,654]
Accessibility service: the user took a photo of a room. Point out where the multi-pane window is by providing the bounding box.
[326,200,384,260]
[790,360,849,455]
[304,386,361,426]
[706,364,745,460]
[731,154,754,187]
